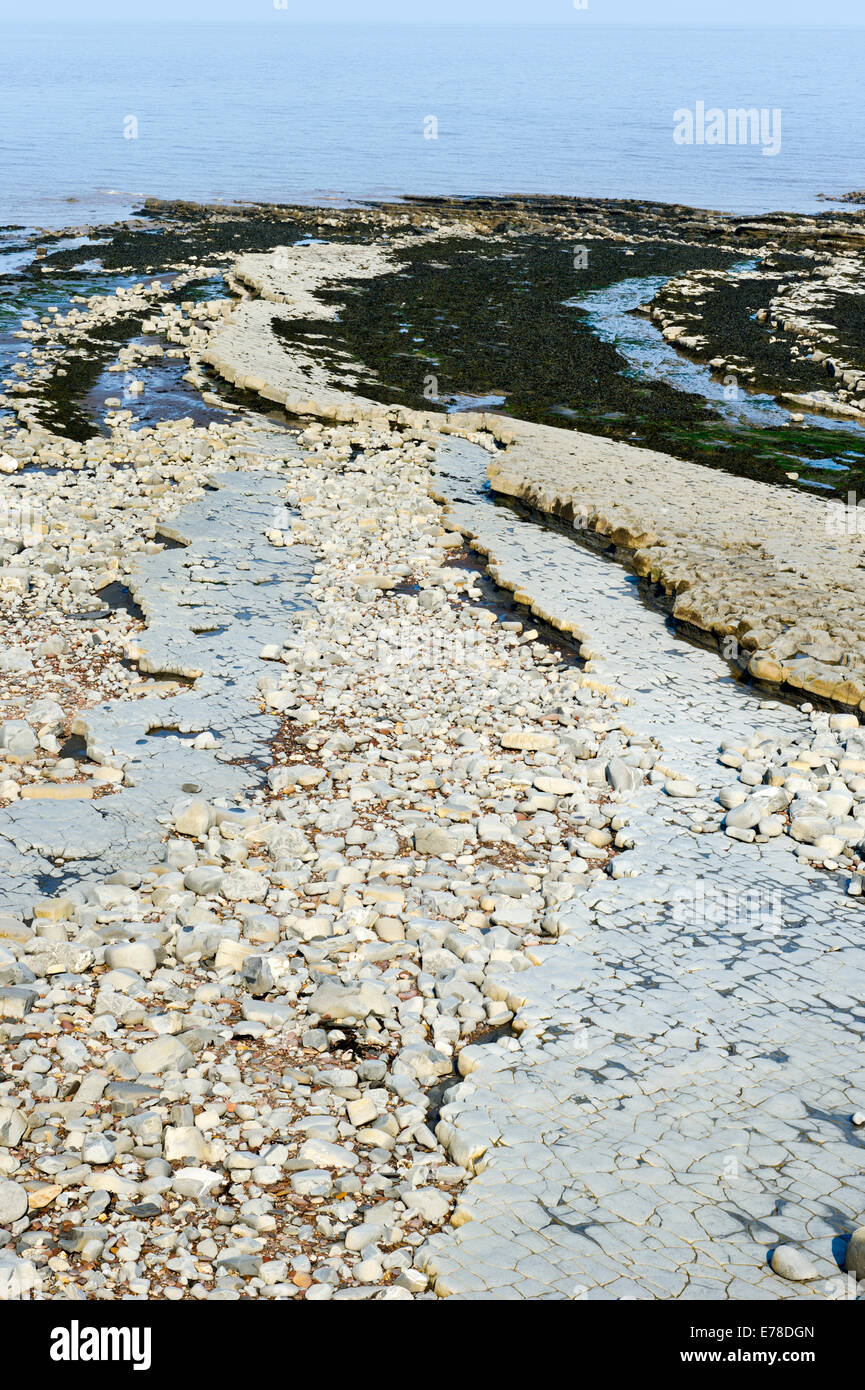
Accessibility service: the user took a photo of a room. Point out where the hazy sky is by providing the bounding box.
[5,0,864,21]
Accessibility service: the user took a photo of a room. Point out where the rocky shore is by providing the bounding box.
[197,233,865,713]
[643,254,865,425]
[0,403,640,1302]
[1,196,865,1301]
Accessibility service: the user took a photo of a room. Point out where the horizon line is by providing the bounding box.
[5,16,865,25]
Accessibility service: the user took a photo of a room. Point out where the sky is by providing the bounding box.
[3,0,864,22]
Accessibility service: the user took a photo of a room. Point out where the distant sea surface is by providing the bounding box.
[2,22,864,229]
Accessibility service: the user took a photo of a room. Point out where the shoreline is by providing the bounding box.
[191,221,865,713]
[1,195,865,1302]
[8,188,865,237]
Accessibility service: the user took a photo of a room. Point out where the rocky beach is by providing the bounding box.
[1,194,865,1304]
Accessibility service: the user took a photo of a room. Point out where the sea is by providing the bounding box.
[1,21,864,229]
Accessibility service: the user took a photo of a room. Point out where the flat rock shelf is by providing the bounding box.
[0,457,313,913]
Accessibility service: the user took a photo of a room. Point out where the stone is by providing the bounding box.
[242,955,274,997]
[28,698,64,732]
[374,917,405,943]
[133,1036,194,1075]
[308,980,389,1021]
[770,1245,819,1281]
[171,1168,224,1199]
[291,1169,333,1197]
[724,801,763,831]
[298,1138,358,1170]
[0,987,37,1019]
[749,654,785,683]
[758,815,784,837]
[491,901,534,928]
[25,941,94,975]
[665,779,698,798]
[217,1253,261,1279]
[0,720,37,759]
[844,1226,865,1280]
[414,824,460,856]
[0,917,31,945]
[346,1222,380,1253]
[533,774,582,796]
[172,799,213,837]
[20,785,94,801]
[214,939,253,973]
[477,815,509,843]
[164,1126,207,1162]
[0,1178,28,1226]
[606,759,641,793]
[830,714,859,733]
[719,785,747,810]
[184,866,224,896]
[103,942,158,976]
[26,1182,62,1212]
[0,1256,39,1300]
[0,1106,28,1148]
[268,764,325,791]
[500,729,558,751]
[221,869,269,903]
[403,1187,451,1223]
[81,1134,117,1165]
[347,1096,380,1127]
[789,816,833,845]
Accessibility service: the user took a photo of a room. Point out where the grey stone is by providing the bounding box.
[308,980,389,1021]
[724,801,763,831]
[0,720,37,759]
[184,866,224,895]
[606,759,642,793]
[241,955,274,998]
[103,942,158,976]
[770,1245,819,1282]
[0,1178,28,1226]
[0,1105,28,1147]
[0,986,37,1019]
[414,824,461,856]
[291,1169,333,1197]
[81,1134,117,1165]
[133,1036,194,1075]
[844,1227,865,1280]
[24,942,94,975]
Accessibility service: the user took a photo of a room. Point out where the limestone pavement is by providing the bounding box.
[416,440,865,1299]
